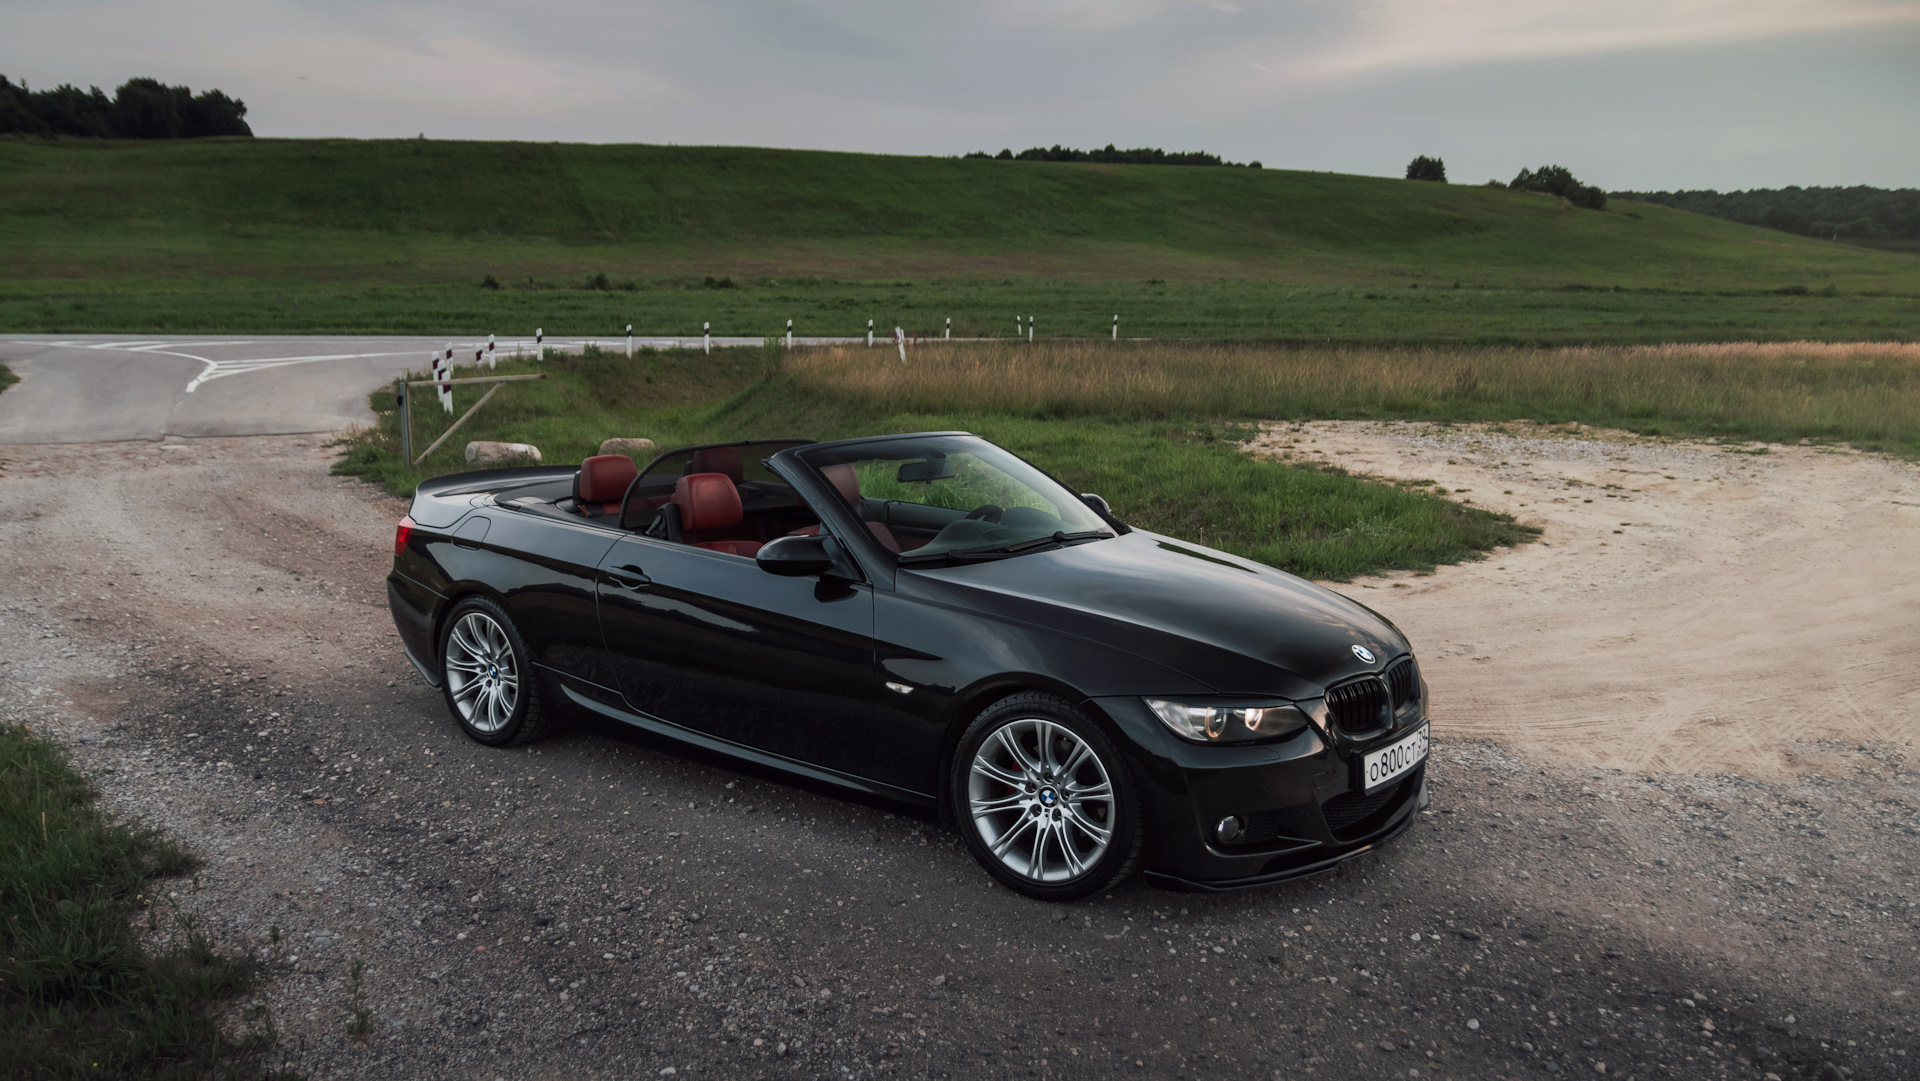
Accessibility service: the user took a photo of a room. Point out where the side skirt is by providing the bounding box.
[559,685,936,812]
[403,642,442,688]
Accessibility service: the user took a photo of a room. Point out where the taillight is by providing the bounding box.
[394,515,416,556]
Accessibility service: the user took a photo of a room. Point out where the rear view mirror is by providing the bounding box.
[1081,492,1112,516]
[896,458,955,483]
[756,534,834,577]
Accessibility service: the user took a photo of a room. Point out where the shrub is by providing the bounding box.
[1405,155,1447,183]
[1510,165,1606,210]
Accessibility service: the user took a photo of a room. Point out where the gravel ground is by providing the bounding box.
[0,433,1915,1081]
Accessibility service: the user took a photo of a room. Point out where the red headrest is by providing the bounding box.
[674,473,742,532]
[577,454,638,504]
[689,446,743,484]
[821,463,861,506]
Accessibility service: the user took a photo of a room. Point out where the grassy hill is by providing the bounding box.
[2,137,1916,341]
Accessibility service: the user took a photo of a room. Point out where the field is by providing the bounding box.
[334,336,1919,579]
[336,344,1540,581]
[3,137,1917,341]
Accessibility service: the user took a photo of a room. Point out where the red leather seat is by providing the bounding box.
[674,472,762,557]
[574,455,638,518]
[788,462,905,552]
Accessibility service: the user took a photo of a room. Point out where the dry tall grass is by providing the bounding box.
[788,340,1920,453]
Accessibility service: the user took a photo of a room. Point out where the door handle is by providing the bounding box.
[605,564,651,588]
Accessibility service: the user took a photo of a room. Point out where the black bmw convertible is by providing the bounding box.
[386,432,1430,900]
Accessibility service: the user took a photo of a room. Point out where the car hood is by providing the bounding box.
[907,530,1411,699]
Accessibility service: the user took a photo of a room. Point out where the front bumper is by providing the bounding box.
[1091,695,1429,890]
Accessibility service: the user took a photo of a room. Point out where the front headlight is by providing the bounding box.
[1142,698,1310,744]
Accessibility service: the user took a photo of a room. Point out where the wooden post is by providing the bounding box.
[399,381,412,465]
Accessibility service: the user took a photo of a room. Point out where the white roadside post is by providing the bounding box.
[1015,314,1021,339]
[945,317,951,340]
[867,319,874,348]
[435,349,452,414]
[1028,316,1034,343]
[1113,314,1119,341]
[704,322,711,355]
[487,332,496,370]
[536,328,544,362]
[786,318,793,349]
[626,324,633,358]
[895,326,906,362]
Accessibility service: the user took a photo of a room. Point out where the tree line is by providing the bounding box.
[0,75,251,138]
[965,144,1260,168]
[1609,186,1918,241]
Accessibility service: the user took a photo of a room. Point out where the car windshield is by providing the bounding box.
[797,435,1112,563]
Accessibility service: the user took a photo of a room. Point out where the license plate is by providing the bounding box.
[1361,723,1429,792]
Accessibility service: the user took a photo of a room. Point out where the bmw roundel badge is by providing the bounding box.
[1351,644,1376,664]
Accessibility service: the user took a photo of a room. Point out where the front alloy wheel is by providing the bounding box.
[952,693,1141,900]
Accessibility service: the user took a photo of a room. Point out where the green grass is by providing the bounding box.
[0,723,285,1079]
[794,339,1920,457]
[4,137,1916,341]
[0,362,16,396]
[335,345,1536,581]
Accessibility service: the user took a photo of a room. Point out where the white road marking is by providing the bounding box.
[10,335,869,394]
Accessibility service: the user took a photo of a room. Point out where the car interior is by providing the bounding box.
[487,438,1093,562]
[488,440,875,557]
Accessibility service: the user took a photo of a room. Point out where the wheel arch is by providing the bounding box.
[428,583,515,667]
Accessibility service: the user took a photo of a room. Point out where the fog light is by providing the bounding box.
[1215,816,1245,843]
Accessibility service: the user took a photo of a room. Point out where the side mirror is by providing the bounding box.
[1080,492,1112,517]
[756,534,834,577]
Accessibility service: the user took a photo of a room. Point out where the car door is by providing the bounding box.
[594,534,892,783]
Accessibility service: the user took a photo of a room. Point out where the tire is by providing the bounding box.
[948,692,1143,901]
[438,596,552,747]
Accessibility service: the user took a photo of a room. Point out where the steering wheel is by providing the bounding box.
[964,504,1004,523]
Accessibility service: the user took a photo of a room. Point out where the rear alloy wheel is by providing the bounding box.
[951,692,1141,901]
[439,597,551,746]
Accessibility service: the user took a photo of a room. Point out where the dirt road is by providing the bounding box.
[0,429,1914,1081]
[1243,420,1920,779]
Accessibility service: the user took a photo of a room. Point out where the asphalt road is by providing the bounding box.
[0,334,856,444]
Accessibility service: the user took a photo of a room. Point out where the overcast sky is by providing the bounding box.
[7,0,1918,189]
